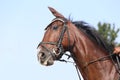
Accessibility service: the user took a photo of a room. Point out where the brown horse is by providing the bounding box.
[37,7,120,80]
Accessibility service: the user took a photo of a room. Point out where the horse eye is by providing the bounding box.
[53,26,58,30]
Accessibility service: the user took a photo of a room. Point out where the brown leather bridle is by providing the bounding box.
[37,18,69,60]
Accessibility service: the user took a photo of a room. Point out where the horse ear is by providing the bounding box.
[48,7,65,19]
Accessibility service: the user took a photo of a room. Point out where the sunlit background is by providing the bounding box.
[0,0,120,80]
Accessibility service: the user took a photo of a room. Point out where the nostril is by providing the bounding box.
[40,52,46,59]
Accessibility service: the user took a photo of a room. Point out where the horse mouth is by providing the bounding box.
[37,52,54,66]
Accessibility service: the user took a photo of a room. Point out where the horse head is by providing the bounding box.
[37,7,74,66]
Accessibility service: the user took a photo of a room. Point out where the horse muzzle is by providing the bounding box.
[37,50,54,66]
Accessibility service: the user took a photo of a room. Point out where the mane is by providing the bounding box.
[72,21,114,54]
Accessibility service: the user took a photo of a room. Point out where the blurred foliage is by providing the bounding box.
[97,22,120,46]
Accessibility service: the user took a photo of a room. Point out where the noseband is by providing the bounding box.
[37,18,69,60]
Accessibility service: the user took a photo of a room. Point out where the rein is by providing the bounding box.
[82,52,120,76]
[84,53,115,68]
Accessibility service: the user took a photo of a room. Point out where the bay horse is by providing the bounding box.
[37,7,120,80]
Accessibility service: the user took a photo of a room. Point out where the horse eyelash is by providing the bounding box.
[53,26,59,30]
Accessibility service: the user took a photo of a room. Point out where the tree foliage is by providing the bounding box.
[97,22,120,46]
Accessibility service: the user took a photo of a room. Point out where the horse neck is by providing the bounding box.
[68,25,119,80]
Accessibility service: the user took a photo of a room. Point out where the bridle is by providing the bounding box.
[37,18,69,60]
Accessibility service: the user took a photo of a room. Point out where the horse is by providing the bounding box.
[37,7,120,80]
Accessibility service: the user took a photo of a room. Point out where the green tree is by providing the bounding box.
[97,22,120,46]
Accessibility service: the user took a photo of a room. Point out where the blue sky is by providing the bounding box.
[0,0,120,80]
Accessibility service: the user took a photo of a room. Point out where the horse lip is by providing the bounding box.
[43,56,51,65]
